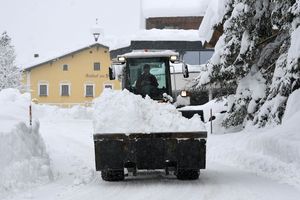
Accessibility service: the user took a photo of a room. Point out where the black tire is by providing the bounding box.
[176,169,200,180]
[101,170,125,181]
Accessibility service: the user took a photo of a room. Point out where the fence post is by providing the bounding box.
[29,104,32,126]
[210,108,213,134]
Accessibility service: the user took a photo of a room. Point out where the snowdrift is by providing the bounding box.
[0,89,52,197]
[208,89,300,188]
[93,89,205,134]
[33,104,93,121]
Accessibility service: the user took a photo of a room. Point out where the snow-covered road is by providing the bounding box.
[4,119,300,200]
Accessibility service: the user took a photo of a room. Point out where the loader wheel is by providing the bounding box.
[101,170,124,181]
[176,169,199,180]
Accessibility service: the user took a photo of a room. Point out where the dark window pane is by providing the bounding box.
[183,51,214,65]
[86,85,93,97]
[39,85,47,96]
[200,51,214,64]
[63,64,68,71]
[94,62,100,71]
[183,51,200,65]
[104,84,112,89]
[61,85,69,96]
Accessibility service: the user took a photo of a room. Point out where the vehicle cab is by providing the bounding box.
[109,50,189,102]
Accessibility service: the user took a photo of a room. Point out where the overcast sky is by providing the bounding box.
[0,0,210,67]
[0,0,141,66]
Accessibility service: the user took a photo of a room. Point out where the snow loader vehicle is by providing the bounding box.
[93,50,207,181]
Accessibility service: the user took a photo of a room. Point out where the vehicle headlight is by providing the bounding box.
[170,55,178,63]
[117,56,126,63]
[180,90,188,97]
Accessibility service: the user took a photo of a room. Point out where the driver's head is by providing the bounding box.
[143,64,150,74]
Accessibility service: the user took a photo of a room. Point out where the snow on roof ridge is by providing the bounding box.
[121,50,179,58]
[142,0,209,18]
[23,42,108,70]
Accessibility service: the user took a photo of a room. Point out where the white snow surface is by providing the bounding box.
[93,89,205,134]
[133,29,202,41]
[283,88,300,123]
[287,26,300,66]
[198,0,231,43]
[142,0,209,18]
[0,89,52,198]
[2,88,300,199]
[236,68,266,114]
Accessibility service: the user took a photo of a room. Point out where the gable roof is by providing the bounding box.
[24,43,109,71]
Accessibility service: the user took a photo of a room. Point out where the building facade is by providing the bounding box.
[23,43,120,106]
[146,16,203,30]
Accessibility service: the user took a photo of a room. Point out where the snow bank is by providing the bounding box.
[283,89,300,123]
[0,89,52,197]
[33,104,93,121]
[0,122,52,196]
[179,98,227,122]
[93,89,205,134]
[0,88,31,132]
[209,90,300,188]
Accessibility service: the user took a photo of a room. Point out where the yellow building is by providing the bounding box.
[23,43,120,107]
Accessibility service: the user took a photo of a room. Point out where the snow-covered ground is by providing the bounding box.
[1,88,300,200]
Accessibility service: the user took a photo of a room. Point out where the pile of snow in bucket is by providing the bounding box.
[93,89,205,134]
[0,89,52,197]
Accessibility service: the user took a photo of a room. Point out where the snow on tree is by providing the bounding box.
[197,0,300,128]
[254,1,300,127]
[0,32,20,91]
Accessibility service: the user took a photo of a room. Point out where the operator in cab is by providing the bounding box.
[136,64,159,98]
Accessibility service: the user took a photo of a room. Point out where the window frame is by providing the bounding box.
[60,83,71,96]
[84,84,95,97]
[103,83,113,90]
[38,82,49,96]
[94,62,100,71]
[63,64,68,71]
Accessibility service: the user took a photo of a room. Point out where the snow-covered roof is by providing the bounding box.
[198,0,230,43]
[23,43,109,70]
[121,50,179,59]
[133,29,202,41]
[110,29,203,51]
[142,0,209,18]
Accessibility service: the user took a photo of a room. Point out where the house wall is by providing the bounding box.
[24,45,121,106]
[146,16,203,30]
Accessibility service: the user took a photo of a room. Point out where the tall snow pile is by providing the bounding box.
[0,89,52,197]
[93,89,205,134]
[209,89,300,188]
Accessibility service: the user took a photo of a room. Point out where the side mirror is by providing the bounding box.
[109,66,115,80]
[182,63,189,78]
